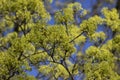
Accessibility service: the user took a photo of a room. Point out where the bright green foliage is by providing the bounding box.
[91,31,106,41]
[54,2,82,24]
[0,0,120,80]
[85,46,119,80]
[102,8,120,32]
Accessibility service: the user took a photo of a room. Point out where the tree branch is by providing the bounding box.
[69,31,84,43]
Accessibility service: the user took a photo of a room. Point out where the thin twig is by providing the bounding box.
[69,31,84,43]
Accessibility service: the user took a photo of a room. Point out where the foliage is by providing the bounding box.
[0,0,120,80]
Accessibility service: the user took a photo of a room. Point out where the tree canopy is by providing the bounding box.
[0,0,120,80]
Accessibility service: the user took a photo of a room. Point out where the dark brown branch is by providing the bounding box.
[17,52,23,60]
[7,71,16,80]
[44,48,74,80]
[63,61,74,80]
[69,31,84,43]
[116,0,120,13]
